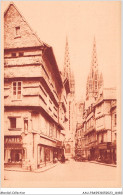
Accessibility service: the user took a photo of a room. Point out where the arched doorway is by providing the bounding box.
[65,144,71,153]
[15,153,19,162]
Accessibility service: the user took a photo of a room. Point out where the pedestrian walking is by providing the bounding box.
[61,154,65,163]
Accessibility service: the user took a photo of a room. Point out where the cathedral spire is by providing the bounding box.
[63,36,71,81]
[86,37,103,101]
[91,36,98,69]
[63,36,75,96]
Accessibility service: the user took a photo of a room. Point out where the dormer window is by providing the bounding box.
[15,26,20,37]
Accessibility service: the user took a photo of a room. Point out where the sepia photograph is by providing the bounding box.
[1,0,121,189]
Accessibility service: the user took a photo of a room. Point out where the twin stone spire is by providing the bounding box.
[86,37,103,101]
[63,36,103,101]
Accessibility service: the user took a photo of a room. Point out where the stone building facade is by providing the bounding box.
[94,88,117,163]
[75,101,85,157]
[110,100,117,163]
[83,38,103,160]
[4,3,70,170]
[84,103,97,160]
[75,38,117,164]
[75,88,117,164]
[75,123,85,157]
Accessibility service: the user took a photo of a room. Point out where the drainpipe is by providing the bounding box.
[111,109,113,163]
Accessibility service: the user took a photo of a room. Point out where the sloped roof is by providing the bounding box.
[4,2,63,86]
[103,88,116,99]
[4,2,44,49]
[95,87,116,106]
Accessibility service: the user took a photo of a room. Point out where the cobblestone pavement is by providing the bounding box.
[3,160,118,188]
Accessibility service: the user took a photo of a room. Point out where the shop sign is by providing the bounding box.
[4,137,22,148]
[4,137,22,143]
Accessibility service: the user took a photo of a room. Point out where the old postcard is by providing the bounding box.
[1,1,121,188]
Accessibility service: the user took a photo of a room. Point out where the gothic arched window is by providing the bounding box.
[95,81,97,90]
[95,73,98,90]
[95,73,97,80]
[89,80,92,90]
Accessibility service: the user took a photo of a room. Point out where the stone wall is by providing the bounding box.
[4,4,42,49]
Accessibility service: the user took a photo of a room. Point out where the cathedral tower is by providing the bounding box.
[86,38,103,101]
[63,36,71,83]
[63,37,76,158]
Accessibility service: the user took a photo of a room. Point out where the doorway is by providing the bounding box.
[11,149,22,163]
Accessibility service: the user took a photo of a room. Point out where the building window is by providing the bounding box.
[89,80,92,90]
[95,81,97,90]
[49,124,53,137]
[10,118,16,128]
[24,120,28,131]
[101,133,104,143]
[13,81,22,99]
[11,53,16,57]
[15,26,20,37]
[114,114,117,126]
[19,52,24,57]
[45,148,50,161]
[115,133,116,141]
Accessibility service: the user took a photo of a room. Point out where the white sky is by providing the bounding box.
[2,1,121,101]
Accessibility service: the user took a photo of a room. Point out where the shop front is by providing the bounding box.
[56,141,64,160]
[37,139,64,168]
[108,142,117,164]
[97,142,114,164]
[84,146,90,159]
[90,147,95,160]
[4,136,23,167]
[37,144,54,168]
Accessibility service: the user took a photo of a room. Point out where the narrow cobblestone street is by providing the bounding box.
[4,160,118,187]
